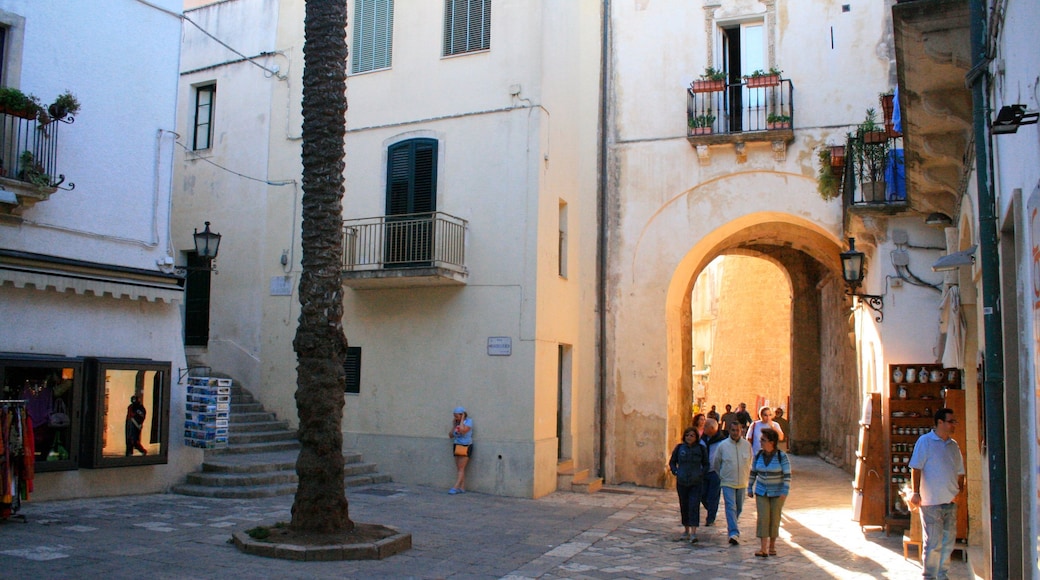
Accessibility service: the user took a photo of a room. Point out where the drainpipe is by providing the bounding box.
[967,0,1008,575]
[596,0,611,480]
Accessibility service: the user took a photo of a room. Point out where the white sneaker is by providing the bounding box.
[728,535,739,545]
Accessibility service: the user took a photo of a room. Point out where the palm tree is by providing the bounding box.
[290,0,352,533]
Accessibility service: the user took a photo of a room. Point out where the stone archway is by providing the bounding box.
[663,220,853,478]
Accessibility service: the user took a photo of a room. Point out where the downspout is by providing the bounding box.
[596,0,611,480]
[966,0,1009,575]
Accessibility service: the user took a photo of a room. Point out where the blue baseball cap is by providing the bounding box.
[453,406,466,414]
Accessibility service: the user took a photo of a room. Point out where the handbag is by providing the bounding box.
[453,444,470,457]
[49,398,71,428]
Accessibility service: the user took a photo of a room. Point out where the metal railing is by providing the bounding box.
[842,132,906,206]
[342,211,467,272]
[686,78,794,137]
[0,110,68,188]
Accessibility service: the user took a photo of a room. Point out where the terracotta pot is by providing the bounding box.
[746,75,780,88]
[690,127,713,135]
[690,79,725,94]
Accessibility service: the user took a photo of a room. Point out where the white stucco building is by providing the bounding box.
[0,0,198,501]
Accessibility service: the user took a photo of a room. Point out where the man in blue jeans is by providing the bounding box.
[712,419,752,544]
[700,418,726,526]
[908,408,965,580]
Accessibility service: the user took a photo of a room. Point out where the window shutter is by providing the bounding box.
[352,0,393,74]
[343,347,361,394]
[386,139,437,215]
[444,0,490,56]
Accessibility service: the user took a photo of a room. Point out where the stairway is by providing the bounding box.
[556,458,603,494]
[172,382,390,499]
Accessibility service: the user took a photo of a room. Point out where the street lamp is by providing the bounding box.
[193,221,222,261]
[840,237,884,323]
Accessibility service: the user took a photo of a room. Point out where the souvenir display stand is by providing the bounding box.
[883,363,967,539]
[1,399,32,522]
[184,377,230,449]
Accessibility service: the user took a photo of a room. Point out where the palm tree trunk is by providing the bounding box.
[291,0,352,533]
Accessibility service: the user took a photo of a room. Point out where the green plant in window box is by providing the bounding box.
[744,67,783,87]
[0,87,43,120]
[766,113,791,129]
[690,67,727,93]
[688,111,716,135]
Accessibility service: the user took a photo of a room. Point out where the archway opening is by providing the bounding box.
[691,255,792,436]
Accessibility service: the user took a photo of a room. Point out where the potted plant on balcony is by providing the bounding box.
[47,91,80,121]
[688,110,716,135]
[690,67,727,94]
[744,67,783,88]
[17,150,51,188]
[853,109,890,201]
[766,113,791,130]
[817,147,841,200]
[0,87,43,120]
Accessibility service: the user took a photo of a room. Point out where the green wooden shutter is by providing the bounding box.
[343,347,361,394]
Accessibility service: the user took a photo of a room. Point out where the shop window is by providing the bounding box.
[0,355,84,472]
[81,358,171,468]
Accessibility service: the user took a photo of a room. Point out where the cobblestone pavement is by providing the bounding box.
[0,455,974,579]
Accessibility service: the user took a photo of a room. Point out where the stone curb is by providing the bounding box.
[231,525,412,561]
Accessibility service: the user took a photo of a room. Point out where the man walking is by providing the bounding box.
[908,408,965,580]
[712,420,753,544]
[700,418,727,527]
[735,403,753,433]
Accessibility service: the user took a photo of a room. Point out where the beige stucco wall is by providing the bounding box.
[176,0,601,498]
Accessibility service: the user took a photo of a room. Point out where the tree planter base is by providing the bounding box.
[232,523,411,561]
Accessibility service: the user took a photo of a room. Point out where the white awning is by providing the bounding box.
[0,252,183,303]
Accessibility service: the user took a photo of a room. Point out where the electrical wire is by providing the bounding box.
[173,140,294,186]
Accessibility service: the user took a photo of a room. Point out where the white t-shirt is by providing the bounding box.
[747,420,784,455]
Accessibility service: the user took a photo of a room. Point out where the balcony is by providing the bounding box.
[686,78,795,161]
[0,110,71,220]
[341,211,468,289]
[841,132,908,213]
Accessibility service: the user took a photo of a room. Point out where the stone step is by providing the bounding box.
[229,411,277,424]
[207,440,302,455]
[228,430,298,445]
[175,379,391,499]
[228,419,290,433]
[571,474,604,494]
[171,471,392,499]
[230,402,264,413]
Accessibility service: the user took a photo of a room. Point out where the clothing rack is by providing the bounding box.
[1,399,31,523]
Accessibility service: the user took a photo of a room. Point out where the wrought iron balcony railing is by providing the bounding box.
[842,131,907,208]
[686,78,794,138]
[0,110,69,189]
[342,211,467,273]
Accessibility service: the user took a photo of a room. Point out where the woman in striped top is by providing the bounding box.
[747,427,790,557]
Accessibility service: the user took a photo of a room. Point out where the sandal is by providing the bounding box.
[754,551,769,558]
[768,549,777,556]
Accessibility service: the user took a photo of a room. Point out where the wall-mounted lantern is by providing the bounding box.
[840,237,884,323]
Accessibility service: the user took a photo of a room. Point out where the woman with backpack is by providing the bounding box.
[668,426,709,544]
[748,427,791,557]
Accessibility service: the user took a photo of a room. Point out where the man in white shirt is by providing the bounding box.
[908,408,965,580]
[712,420,753,545]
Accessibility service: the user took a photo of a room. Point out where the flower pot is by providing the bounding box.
[880,94,901,137]
[862,180,887,202]
[830,145,846,168]
[766,121,790,130]
[690,127,713,135]
[862,130,888,144]
[690,79,725,94]
[746,74,780,88]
